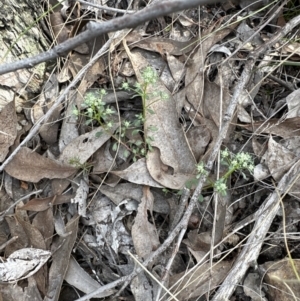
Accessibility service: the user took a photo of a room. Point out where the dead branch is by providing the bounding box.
[0,0,225,75]
[212,161,300,300]
[0,35,114,172]
[211,13,300,300]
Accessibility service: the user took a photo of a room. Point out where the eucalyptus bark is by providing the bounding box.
[0,0,48,110]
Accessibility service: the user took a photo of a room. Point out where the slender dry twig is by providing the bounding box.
[0,37,113,172]
[0,0,225,75]
[211,14,300,300]
[212,160,300,300]
[155,187,190,301]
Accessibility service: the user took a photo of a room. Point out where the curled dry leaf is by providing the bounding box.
[100,183,170,214]
[0,248,51,283]
[111,158,163,188]
[58,91,79,152]
[286,88,300,118]
[88,195,133,255]
[46,215,78,301]
[243,272,266,301]
[4,147,77,182]
[31,74,61,145]
[267,136,296,181]
[49,12,69,45]
[20,194,74,212]
[186,125,211,161]
[126,32,199,56]
[131,272,154,301]
[58,124,118,165]
[185,24,237,114]
[92,141,115,173]
[239,117,300,138]
[123,41,196,189]
[266,136,300,197]
[0,100,17,162]
[71,174,89,217]
[202,80,231,128]
[65,256,115,298]
[131,187,159,259]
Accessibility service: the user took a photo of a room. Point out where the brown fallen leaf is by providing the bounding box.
[46,215,78,301]
[169,259,233,300]
[123,41,196,189]
[49,12,69,45]
[185,24,237,115]
[32,208,54,250]
[31,74,61,145]
[111,158,163,188]
[131,187,160,259]
[58,125,118,166]
[146,148,194,189]
[4,147,77,182]
[0,100,17,162]
[15,208,48,295]
[261,259,300,301]
[0,248,51,283]
[238,117,300,138]
[267,136,297,181]
[186,125,211,161]
[126,33,199,56]
[65,256,115,298]
[202,80,232,128]
[20,194,75,212]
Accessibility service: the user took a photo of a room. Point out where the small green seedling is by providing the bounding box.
[73,89,115,129]
[118,66,168,161]
[194,148,254,198]
[122,66,169,121]
[72,67,168,162]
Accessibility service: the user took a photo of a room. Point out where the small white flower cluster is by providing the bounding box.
[142,66,158,85]
[194,148,254,197]
[221,149,254,173]
[214,178,227,196]
[196,161,208,178]
[73,89,115,127]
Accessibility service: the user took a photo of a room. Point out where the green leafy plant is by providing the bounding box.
[72,67,168,162]
[122,66,169,120]
[117,66,168,161]
[73,89,115,129]
[194,148,254,197]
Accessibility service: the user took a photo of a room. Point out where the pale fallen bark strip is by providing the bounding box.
[212,160,300,300]
[0,0,225,75]
[211,14,300,301]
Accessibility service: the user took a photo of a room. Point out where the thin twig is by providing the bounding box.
[0,0,225,75]
[0,38,113,172]
[155,188,190,301]
[212,14,300,300]
[0,189,43,222]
